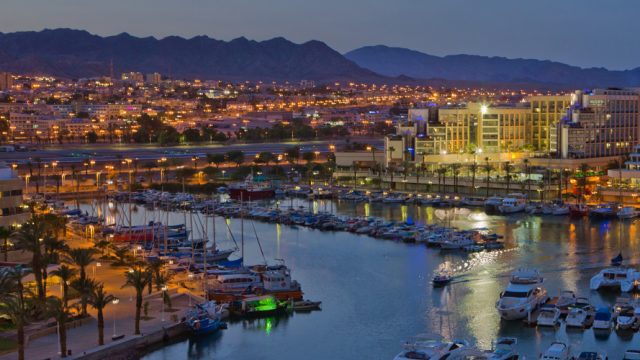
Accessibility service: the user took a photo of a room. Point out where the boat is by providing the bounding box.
[577,352,607,360]
[228,174,275,201]
[623,349,640,360]
[239,295,292,317]
[393,338,468,360]
[617,206,639,219]
[536,305,561,326]
[446,339,523,360]
[589,267,639,292]
[484,196,504,214]
[616,304,636,330]
[569,204,590,218]
[489,338,522,360]
[592,307,613,331]
[556,290,577,309]
[611,253,624,266]
[539,341,571,360]
[551,204,570,216]
[566,306,593,328]
[495,268,548,320]
[460,197,485,207]
[590,203,619,219]
[293,300,322,312]
[498,194,527,214]
[185,301,227,335]
[433,272,453,288]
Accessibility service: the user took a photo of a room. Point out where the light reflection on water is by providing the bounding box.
[92,198,640,360]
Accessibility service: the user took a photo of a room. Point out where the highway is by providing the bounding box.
[0,137,384,166]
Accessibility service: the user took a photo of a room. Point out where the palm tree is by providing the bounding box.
[450,164,461,194]
[64,248,96,315]
[12,217,47,301]
[0,226,12,262]
[469,162,478,194]
[88,283,115,346]
[523,159,531,200]
[483,157,493,198]
[578,163,591,203]
[145,259,164,295]
[0,267,33,360]
[41,234,67,296]
[51,265,77,308]
[436,166,447,194]
[122,267,150,335]
[70,277,96,317]
[46,296,74,357]
[504,162,513,194]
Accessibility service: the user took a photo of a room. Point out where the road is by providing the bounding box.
[0,138,384,166]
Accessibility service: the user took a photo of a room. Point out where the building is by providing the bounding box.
[146,72,162,85]
[121,72,144,83]
[529,95,571,153]
[0,164,28,228]
[558,89,639,159]
[0,72,13,91]
[8,113,64,141]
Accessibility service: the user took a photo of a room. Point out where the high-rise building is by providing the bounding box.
[558,89,640,159]
[145,72,162,84]
[0,72,13,91]
[0,163,28,227]
[121,72,144,83]
[529,95,571,153]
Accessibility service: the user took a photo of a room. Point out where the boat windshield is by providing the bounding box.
[502,291,529,298]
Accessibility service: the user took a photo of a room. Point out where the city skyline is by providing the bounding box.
[2,0,640,70]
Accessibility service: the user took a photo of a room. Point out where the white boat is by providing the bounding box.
[616,305,636,330]
[566,307,592,328]
[440,236,475,250]
[393,338,468,360]
[617,206,639,219]
[551,205,570,216]
[484,196,504,213]
[498,194,527,214]
[445,338,522,360]
[623,349,640,360]
[556,290,577,309]
[496,268,548,320]
[536,305,561,326]
[592,307,613,331]
[590,267,639,292]
[539,341,571,360]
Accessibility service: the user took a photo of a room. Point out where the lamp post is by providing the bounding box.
[112,297,120,339]
[161,285,168,322]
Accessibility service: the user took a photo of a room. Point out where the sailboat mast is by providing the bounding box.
[241,193,244,267]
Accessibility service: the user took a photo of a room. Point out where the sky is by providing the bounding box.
[1,0,639,70]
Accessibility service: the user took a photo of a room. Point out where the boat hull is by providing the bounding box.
[229,188,275,201]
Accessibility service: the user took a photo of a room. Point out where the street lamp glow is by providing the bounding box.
[480,105,488,114]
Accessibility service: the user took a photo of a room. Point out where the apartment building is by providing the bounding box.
[529,95,571,153]
[0,164,28,228]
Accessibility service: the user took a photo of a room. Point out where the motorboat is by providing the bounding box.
[551,204,570,216]
[445,339,523,360]
[618,206,639,219]
[433,272,453,288]
[569,204,590,218]
[589,267,639,292]
[623,349,640,360]
[590,203,619,219]
[185,301,227,335]
[460,197,485,207]
[577,352,607,360]
[496,268,548,320]
[566,306,593,328]
[592,307,613,331]
[616,304,636,330]
[393,338,468,360]
[293,300,322,312]
[498,194,527,214]
[539,341,571,360]
[536,305,561,326]
[556,290,577,309]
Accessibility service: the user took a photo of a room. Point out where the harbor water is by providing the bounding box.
[101,199,640,359]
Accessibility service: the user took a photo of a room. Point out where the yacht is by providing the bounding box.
[498,194,527,214]
[556,290,577,309]
[536,305,561,326]
[576,352,607,360]
[616,304,636,330]
[539,342,571,360]
[393,338,468,360]
[623,349,640,360]
[445,339,523,360]
[590,203,619,219]
[590,267,639,292]
[460,196,486,207]
[551,204,570,216]
[592,307,613,331]
[496,268,548,320]
[617,206,639,219]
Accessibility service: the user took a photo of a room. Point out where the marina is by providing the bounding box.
[62,193,640,359]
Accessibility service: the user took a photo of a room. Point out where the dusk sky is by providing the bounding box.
[2,0,639,70]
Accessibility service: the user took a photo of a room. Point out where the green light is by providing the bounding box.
[248,297,278,312]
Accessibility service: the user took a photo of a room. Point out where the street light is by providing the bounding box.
[112,297,120,339]
[161,285,168,322]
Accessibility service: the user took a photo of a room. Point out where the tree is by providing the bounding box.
[523,159,532,201]
[469,162,479,194]
[436,166,447,193]
[64,248,96,315]
[88,283,115,346]
[12,217,47,301]
[225,150,245,167]
[450,163,461,194]
[578,163,591,203]
[0,226,11,262]
[86,131,98,144]
[0,267,33,360]
[504,162,514,194]
[51,265,77,308]
[206,153,226,168]
[145,260,164,295]
[254,151,275,166]
[46,296,74,357]
[123,267,150,335]
[302,151,316,164]
[483,157,494,198]
[285,146,300,164]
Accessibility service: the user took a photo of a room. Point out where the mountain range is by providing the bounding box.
[1,29,640,88]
